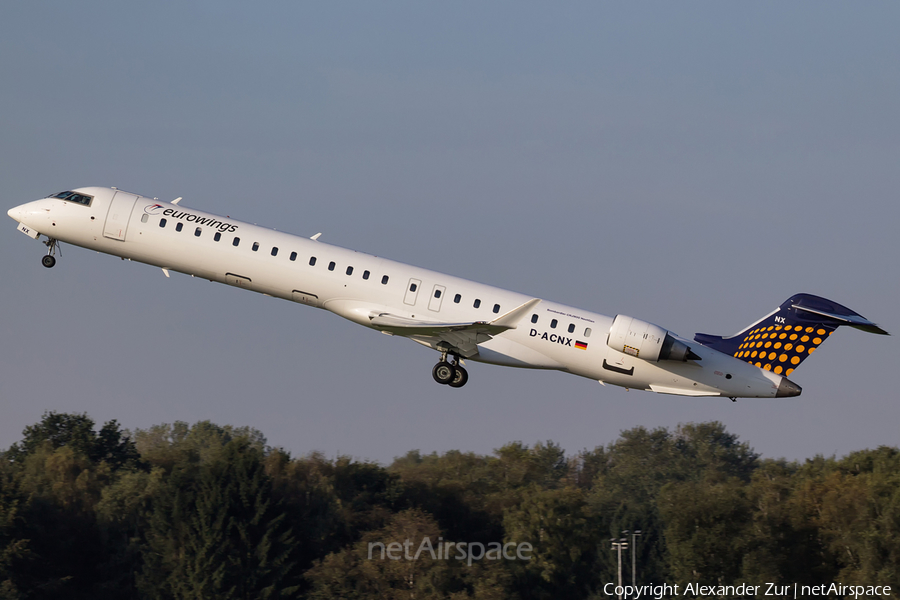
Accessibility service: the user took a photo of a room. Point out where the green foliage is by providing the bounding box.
[503,487,598,599]
[587,421,760,584]
[1,414,899,598]
[658,476,752,584]
[0,465,29,600]
[389,441,572,546]
[138,439,299,599]
[6,411,141,471]
[305,508,510,599]
[132,421,266,473]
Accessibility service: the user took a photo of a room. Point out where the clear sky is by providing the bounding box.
[1,2,898,464]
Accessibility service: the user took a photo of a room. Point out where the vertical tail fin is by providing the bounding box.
[694,293,888,377]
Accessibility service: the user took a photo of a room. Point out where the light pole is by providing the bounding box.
[610,537,628,600]
[628,530,641,587]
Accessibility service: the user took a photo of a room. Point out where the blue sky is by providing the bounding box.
[1,2,898,463]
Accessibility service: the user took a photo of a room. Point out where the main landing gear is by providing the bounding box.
[41,238,60,268]
[432,351,468,388]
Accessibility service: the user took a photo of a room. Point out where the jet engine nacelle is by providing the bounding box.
[607,315,698,362]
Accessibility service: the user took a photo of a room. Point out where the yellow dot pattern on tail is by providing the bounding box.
[733,326,832,376]
[693,293,888,378]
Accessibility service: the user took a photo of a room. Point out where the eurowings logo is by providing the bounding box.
[162,208,239,233]
[144,203,164,215]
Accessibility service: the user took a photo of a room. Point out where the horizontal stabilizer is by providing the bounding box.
[791,304,889,336]
[694,293,888,376]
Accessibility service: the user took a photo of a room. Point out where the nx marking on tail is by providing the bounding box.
[8,187,889,400]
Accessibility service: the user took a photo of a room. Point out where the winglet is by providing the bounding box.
[490,298,542,329]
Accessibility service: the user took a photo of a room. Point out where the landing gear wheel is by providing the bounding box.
[42,238,60,268]
[448,365,468,388]
[432,361,456,385]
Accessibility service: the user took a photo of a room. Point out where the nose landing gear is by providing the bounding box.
[41,238,60,268]
[432,351,469,388]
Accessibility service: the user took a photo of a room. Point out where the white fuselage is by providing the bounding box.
[8,187,788,398]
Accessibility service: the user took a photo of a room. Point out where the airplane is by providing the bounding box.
[7,187,889,399]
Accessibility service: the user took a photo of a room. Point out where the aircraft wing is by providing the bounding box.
[369,298,542,357]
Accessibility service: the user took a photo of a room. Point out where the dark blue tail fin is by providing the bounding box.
[694,293,888,377]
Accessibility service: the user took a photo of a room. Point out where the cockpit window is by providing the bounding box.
[52,191,93,206]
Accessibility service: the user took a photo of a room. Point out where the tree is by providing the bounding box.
[0,464,29,600]
[10,445,117,599]
[657,476,752,585]
[503,487,598,600]
[133,421,266,473]
[795,448,900,589]
[6,412,141,471]
[138,439,300,599]
[264,450,345,577]
[306,508,510,600]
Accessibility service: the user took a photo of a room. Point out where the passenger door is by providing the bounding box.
[103,191,138,240]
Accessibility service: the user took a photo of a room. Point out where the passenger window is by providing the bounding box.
[252,242,259,252]
[493,304,500,314]
[346,266,353,275]
[454,294,461,303]
[290,251,297,261]
[175,222,183,232]
[159,218,167,228]
[531,314,538,324]
[233,237,240,246]
[362,270,370,280]
[271,247,278,257]
[328,261,335,271]
[568,323,575,333]
[551,319,558,329]
[382,275,389,285]
[194,227,202,237]
[409,283,417,292]
[474,299,481,309]
[434,289,442,298]
[309,257,317,266]
[584,328,592,337]
[214,232,221,242]
[141,214,149,223]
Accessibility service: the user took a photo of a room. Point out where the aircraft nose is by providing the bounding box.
[8,200,50,229]
[776,377,802,397]
[7,205,24,221]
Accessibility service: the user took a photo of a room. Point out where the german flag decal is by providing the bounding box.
[575,341,588,350]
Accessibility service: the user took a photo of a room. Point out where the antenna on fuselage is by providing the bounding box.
[310,232,322,240]
[171,197,183,205]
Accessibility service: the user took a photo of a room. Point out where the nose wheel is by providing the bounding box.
[41,238,60,268]
[432,351,469,388]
